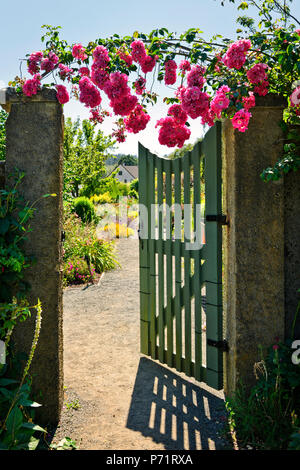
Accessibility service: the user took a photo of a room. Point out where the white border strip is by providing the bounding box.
[0,89,6,105]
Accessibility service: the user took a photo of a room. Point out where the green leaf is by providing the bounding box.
[0,378,18,386]
[6,406,23,435]
[19,398,42,408]
[0,219,10,235]
[22,422,46,432]
[28,436,40,450]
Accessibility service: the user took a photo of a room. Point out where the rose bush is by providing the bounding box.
[8,0,300,178]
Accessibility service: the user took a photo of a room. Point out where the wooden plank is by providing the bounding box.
[202,122,224,389]
[192,143,203,382]
[148,152,157,359]
[138,143,150,355]
[173,157,183,372]
[183,152,192,376]
[157,157,165,362]
[165,159,173,367]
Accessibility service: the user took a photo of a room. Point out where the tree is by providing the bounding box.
[118,154,138,166]
[63,117,115,198]
[0,110,7,160]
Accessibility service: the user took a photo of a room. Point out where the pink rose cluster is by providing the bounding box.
[242,92,256,110]
[56,85,69,105]
[179,65,209,120]
[290,86,300,116]
[134,76,146,95]
[79,76,101,108]
[22,74,41,97]
[223,39,251,70]
[246,63,269,96]
[72,43,88,61]
[26,51,71,104]
[210,85,230,119]
[105,72,138,116]
[179,60,191,74]
[156,104,190,148]
[78,67,90,77]
[231,108,252,132]
[89,108,110,124]
[124,104,150,134]
[28,50,59,75]
[118,50,133,67]
[28,51,43,75]
[130,40,156,74]
[58,63,73,80]
[164,60,177,85]
[41,51,59,73]
[88,44,143,122]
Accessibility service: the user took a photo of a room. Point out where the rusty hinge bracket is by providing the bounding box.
[205,214,229,225]
[207,338,229,352]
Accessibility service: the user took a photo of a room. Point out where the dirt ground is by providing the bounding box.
[53,238,228,450]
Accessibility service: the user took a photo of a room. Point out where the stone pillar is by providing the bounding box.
[222,95,286,395]
[284,160,300,339]
[2,88,64,425]
[0,160,5,188]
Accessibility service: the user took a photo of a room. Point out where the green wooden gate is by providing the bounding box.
[138,122,225,390]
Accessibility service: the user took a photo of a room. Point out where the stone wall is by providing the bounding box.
[0,160,5,188]
[2,88,64,425]
[223,95,300,395]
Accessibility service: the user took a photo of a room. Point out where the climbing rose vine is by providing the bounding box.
[8,0,300,173]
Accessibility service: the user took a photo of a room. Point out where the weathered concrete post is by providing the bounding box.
[222,95,287,395]
[2,88,64,425]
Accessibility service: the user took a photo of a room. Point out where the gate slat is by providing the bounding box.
[165,159,173,367]
[157,157,165,362]
[148,152,157,359]
[183,152,192,377]
[203,122,223,390]
[173,158,182,372]
[192,142,203,382]
[138,143,150,355]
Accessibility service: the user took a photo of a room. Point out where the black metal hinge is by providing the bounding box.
[205,214,229,225]
[207,338,229,352]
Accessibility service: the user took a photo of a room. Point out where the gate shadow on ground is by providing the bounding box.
[126,357,227,450]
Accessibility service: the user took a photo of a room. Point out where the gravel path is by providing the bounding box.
[54,238,227,450]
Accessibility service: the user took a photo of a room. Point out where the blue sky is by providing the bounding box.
[1,0,299,155]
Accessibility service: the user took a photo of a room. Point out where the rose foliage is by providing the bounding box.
[8,0,300,180]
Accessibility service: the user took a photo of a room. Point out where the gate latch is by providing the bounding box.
[205,214,229,225]
[207,338,229,352]
[138,229,144,250]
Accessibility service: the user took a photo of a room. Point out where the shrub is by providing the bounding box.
[130,178,138,192]
[63,213,118,286]
[102,222,134,238]
[128,188,138,200]
[63,258,95,286]
[90,192,112,205]
[225,341,300,450]
[128,210,138,220]
[73,196,97,223]
[117,181,130,196]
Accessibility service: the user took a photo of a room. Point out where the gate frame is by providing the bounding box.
[139,121,225,390]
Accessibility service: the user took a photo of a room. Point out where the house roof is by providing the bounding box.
[122,165,138,179]
[105,163,139,179]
